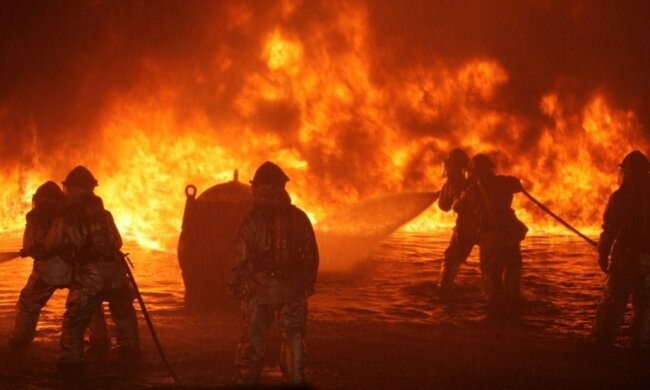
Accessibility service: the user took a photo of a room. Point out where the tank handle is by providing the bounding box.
[185,184,197,200]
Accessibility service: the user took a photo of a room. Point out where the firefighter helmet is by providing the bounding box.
[33,181,64,205]
[250,161,290,185]
[619,150,650,172]
[468,154,495,176]
[62,165,98,188]
[445,148,470,172]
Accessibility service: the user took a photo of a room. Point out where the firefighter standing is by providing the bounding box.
[229,161,319,385]
[46,166,139,373]
[438,148,477,295]
[9,181,109,351]
[594,150,650,350]
[454,154,527,320]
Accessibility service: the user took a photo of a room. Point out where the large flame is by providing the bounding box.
[1,1,648,250]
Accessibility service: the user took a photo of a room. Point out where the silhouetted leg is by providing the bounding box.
[60,287,101,364]
[503,244,522,318]
[440,229,474,293]
[88,304,110,351]
[503,265,522,317]
[235,299,275,385]
[280,297,308,384]
[107,288,138,354]
[632,275,650,350]
[480,247,503,319]
[11,272,56,347]
[594,274,632,349]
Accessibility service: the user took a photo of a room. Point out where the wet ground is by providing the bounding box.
[0,232,649,389]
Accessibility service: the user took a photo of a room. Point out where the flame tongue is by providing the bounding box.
[1,2,648,250]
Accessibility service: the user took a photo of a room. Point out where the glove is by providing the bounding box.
[598,253,609,274]
[513,178,524,193]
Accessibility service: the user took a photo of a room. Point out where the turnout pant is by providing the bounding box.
[235,297,308,385]
[60,263,138,363]
[439,227,475,291]
[12,271,108,347]
[479,243,522,318]
[594,272,650,349]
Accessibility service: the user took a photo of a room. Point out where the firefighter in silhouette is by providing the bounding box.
[438,148,477,295]
[9,181,109,351]
[594,151,650,351]
[454,154,527,320]
[46,166,138,373]
[229,161,319,385]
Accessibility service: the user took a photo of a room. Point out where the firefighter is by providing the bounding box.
[438,148,477,295]
[454,154,527,320]
[229,161,319,385]
[594,150,650,351]
[46,166,138,374]
[9,181,109,352]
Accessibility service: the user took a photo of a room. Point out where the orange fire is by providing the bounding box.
[1,2,647,251]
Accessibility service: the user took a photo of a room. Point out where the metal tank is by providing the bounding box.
[177,170,252,311]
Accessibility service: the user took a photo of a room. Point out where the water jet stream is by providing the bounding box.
[316,191,439,270]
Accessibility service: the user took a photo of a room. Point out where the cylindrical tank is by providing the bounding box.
[177,170,252,312]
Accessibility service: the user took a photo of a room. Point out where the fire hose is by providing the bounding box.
[0,250,185,386]
[120,252,185,388]
[0,251,21,263]
[521,189,598,248]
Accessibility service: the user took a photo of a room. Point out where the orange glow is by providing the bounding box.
[1,2,648,251]
[264,30,303,74]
